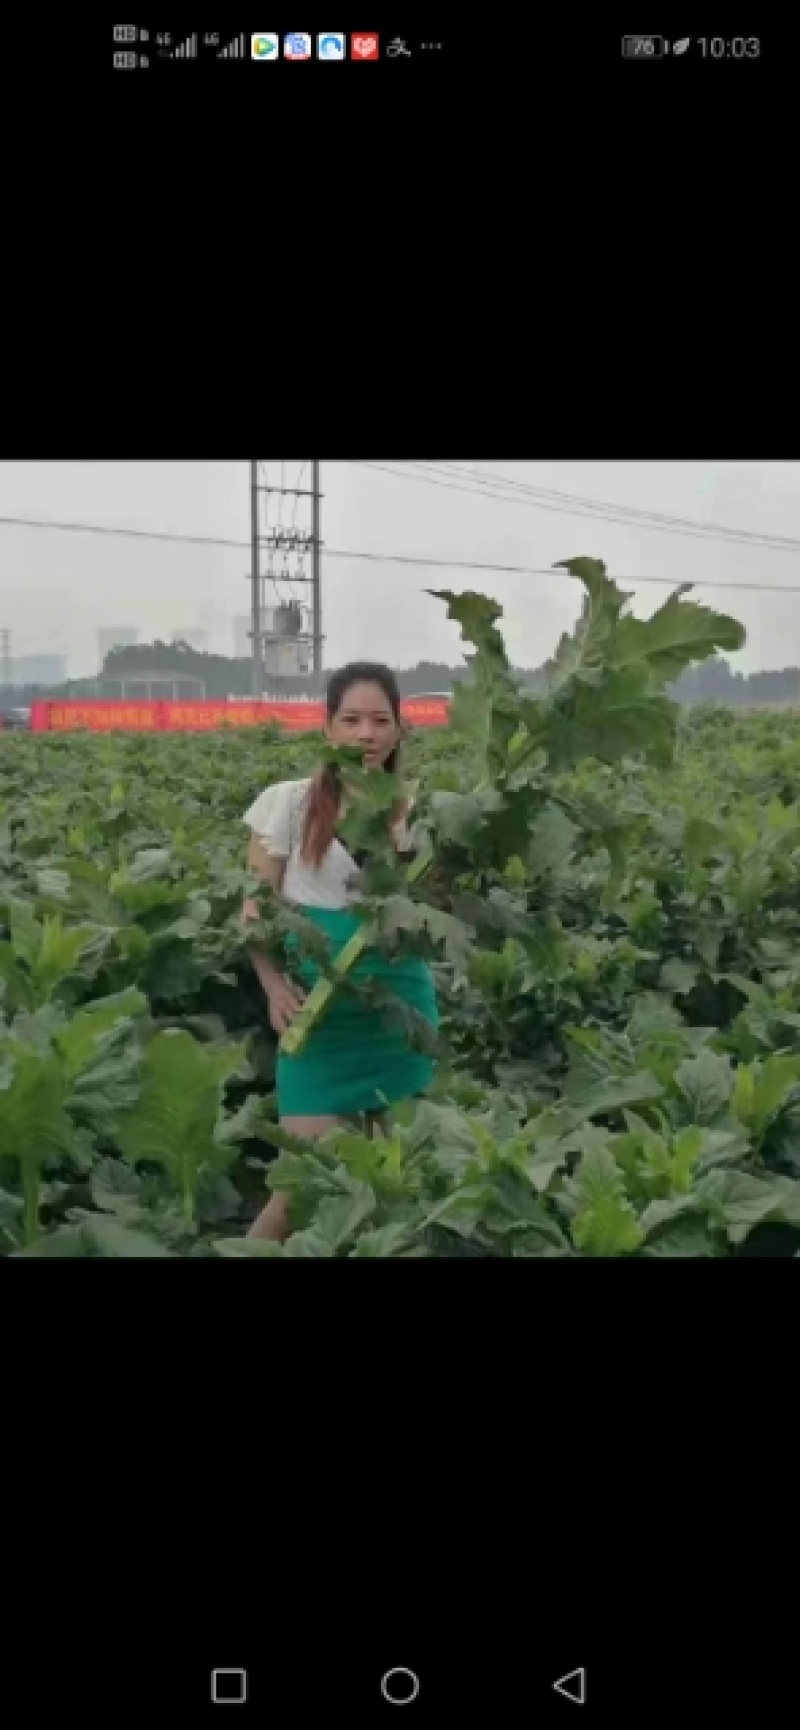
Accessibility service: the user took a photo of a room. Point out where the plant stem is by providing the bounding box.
[24,1170,40,1246]
[183,1181,195,1229]
[280,844,435,1056]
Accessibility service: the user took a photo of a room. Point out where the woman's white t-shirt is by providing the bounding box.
[242,777,413,910]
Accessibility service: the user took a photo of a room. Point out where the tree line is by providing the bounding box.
[2,637,800,709]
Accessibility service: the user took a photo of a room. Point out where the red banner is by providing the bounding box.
[40,701,163,731]
[30,697,452,732]
[401,698,451,726]
[161,702,263,730]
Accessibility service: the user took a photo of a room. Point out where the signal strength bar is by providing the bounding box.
[218,34,246,58]
[175,33,198,58]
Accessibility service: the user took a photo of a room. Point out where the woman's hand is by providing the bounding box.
[267,973,307,1037]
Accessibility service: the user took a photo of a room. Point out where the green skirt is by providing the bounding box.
[276,906,439,1117]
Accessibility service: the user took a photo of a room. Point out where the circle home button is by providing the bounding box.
[380,1668,420,1705]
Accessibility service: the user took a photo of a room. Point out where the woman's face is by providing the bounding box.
[326,680,400,768]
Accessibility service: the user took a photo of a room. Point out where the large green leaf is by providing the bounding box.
[535,562,744,772]
[81,1217,175,1256]
[89,1155,144,1214]
[674,1049,735,1123]
[5,900,45,967]
[66,1039,144,1139]
[0,1045,78,1173]
[545,667,677,771]
[549,558,632,688]
[373,895,474,975]
[661,958,700,997]
[736,1054,800,1141]
[565,1138,645,1257]
[427,590,521,769]
[119,847,173,883]
[611,587,746,684]
[639,1194,703,1238]
[113,1030,251,1219]
[560,1071,665,1122]
[13,1224,94,1257]
[695,1170,800,1244]
[526,804,578,877]
[55,988,148,1081]
[35,866,72,902]
[0,945,34,1011]
[682,817,724,863]
[8,908,107,997]
[641,1217,721,1257]
[428,787,506,849]
[302,1187,377,1252]
[350,1220,421,1257]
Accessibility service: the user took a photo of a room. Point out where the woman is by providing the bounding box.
[241,662,439,1242]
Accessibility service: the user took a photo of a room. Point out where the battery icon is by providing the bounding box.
[113,49,137,67]
[113,24,137,43]
[621,35,667,57]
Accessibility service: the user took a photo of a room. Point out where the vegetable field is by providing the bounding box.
[3,558,800,1257]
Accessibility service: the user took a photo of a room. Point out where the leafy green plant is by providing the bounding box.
[113,1029,253,1225]
[280,562,744,1054]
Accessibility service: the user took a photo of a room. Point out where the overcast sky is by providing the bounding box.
[0,461,798,677]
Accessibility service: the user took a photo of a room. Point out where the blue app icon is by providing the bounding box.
[317,32,345,59]
[284,32,311,58]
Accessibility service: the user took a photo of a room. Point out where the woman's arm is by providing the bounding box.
[243,833,307,1035]
[243,834,288,993]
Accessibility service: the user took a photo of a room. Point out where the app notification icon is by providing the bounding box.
[318,32,345,58]
[351,33,379,59]
[284,33,312,59]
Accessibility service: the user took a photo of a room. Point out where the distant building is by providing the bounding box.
[98,625,139,669]
[100,669,206,700]
[170,629,209,654]
[6,654,67,687]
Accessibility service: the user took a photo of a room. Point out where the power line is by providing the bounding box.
[414,460,786,538]
[1,508,800,594]
[0,512,244,549]
[352,459,800,555]
[355,459,797,546]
